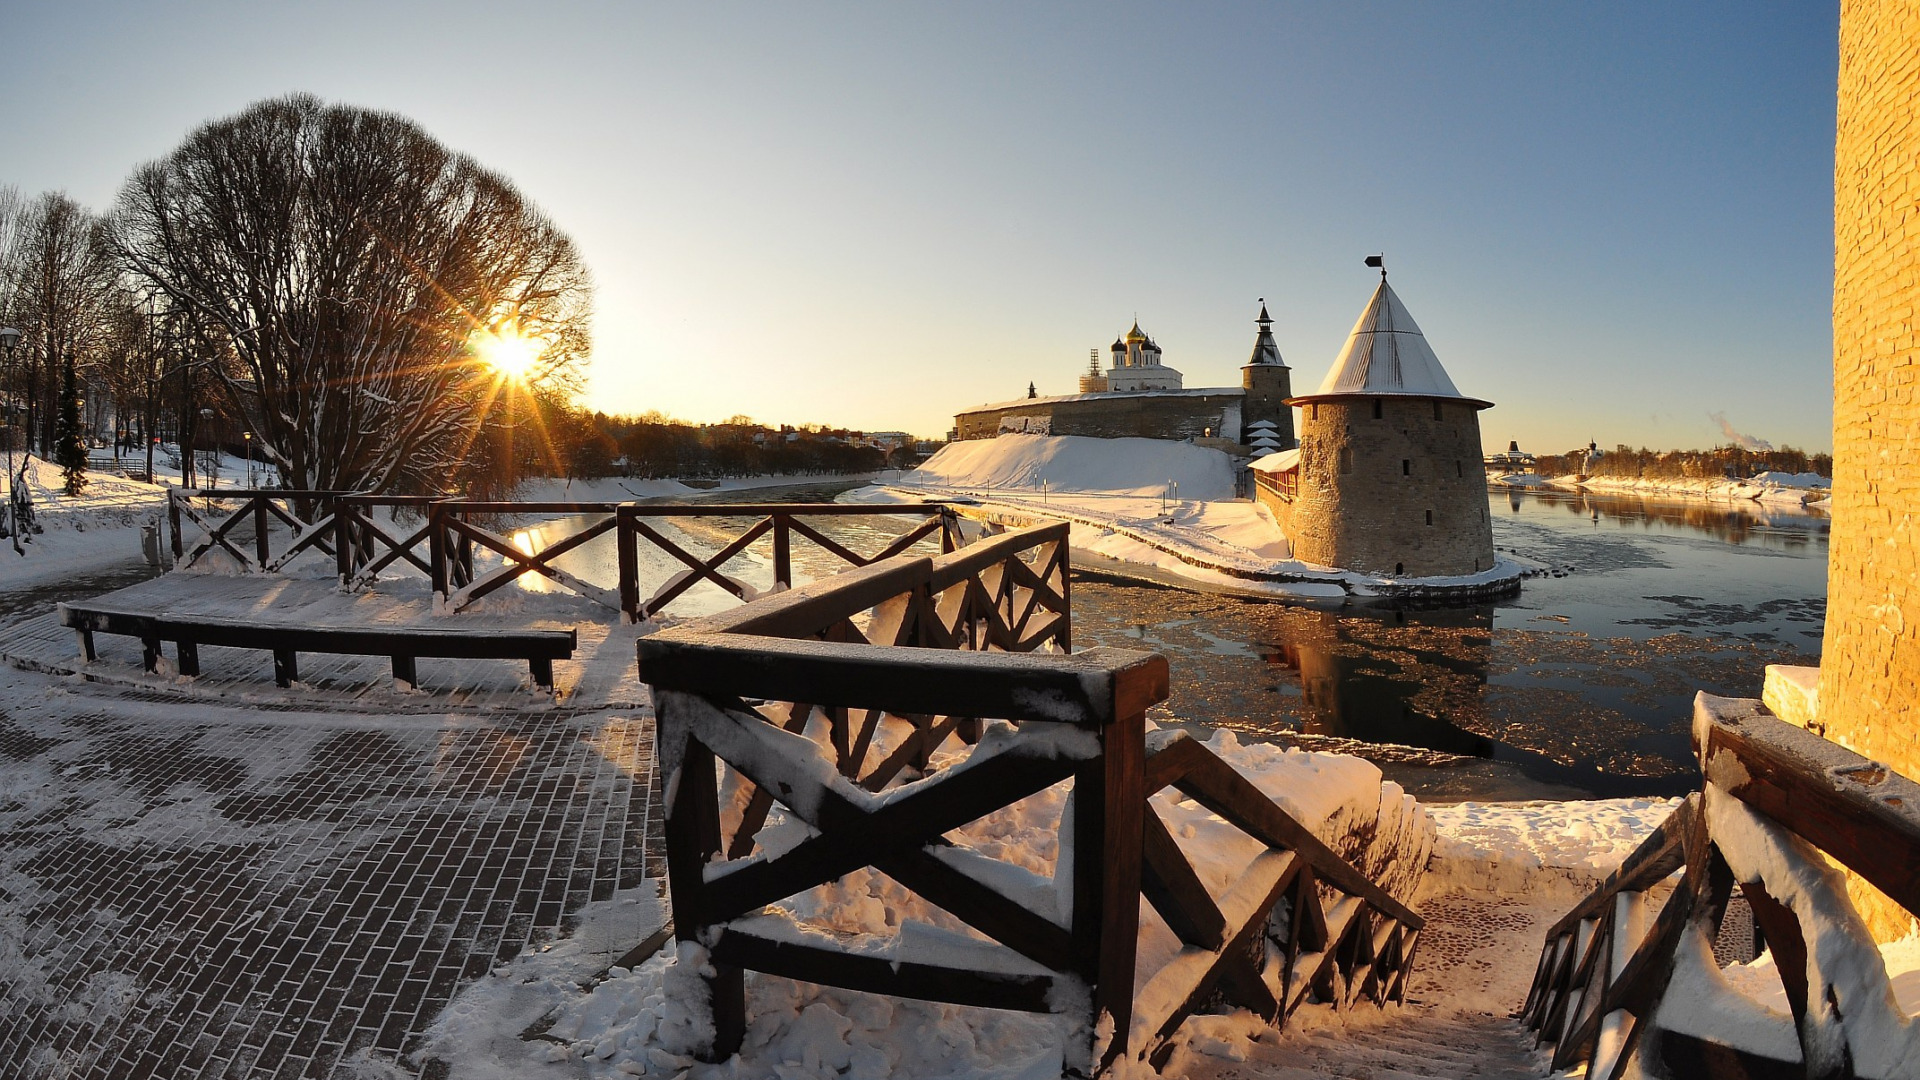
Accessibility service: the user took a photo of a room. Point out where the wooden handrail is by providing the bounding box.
[1693,694,1920,918]
[1527,693,1920,1077]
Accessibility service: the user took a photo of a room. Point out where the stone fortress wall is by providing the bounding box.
[954,389,1251,443]
[1279,396,1493,577]
[1819,0,1920,942]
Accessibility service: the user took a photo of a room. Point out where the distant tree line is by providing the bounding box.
[1542,444,1833,480]
[538,408,921,482]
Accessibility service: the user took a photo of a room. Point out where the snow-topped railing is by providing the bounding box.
[398,499,962,619]
[1525,692,1920,1079]
[638,522,1426,1075]
[167,488,356,573]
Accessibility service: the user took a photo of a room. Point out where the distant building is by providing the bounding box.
[1254,274,1494,577]
[1483,440,1535,474]
[952,304,1296,451]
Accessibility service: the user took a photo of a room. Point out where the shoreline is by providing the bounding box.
[855,483,1526,603]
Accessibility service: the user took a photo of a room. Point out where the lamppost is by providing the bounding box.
[0,326,19,555]
[243,430,253,489]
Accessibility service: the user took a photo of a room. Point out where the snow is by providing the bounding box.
[1763,663,1822,731]
[1421,797,1684,902]
[0,458,168,588]
[1306,280,1481,405]
[1548,472,1833,508]
[863,434,1521,596]
[428,725,1432,1078]
[900,435,1236,500]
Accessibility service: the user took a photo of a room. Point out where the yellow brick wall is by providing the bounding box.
[1822,0,1920,942]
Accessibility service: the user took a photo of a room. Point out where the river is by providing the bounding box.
[5,480,1824,802]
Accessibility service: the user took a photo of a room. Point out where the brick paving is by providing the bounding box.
[0,670,664,1080]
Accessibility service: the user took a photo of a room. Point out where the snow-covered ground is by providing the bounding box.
[1540,471,1832,508]
[427,774,1832,1078]
[862,435,1522,599]
[0,457,168,588]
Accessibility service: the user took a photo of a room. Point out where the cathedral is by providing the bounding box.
[952,305,1296,451]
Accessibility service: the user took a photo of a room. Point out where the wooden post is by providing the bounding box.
[429,504,448,604]
[660,701,744,1061]
[167,494,183,561]
[1058,538,1073,652]
[617,505,640,622]
[253,496,269,570]
[176,640,199,677]
[334,500,354,587]
[457,517,474,587]
[1071,701,1145,1074]
[773,514,792,591]
[940,507,958,553]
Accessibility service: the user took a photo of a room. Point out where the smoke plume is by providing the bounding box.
[1708,412,1773,451]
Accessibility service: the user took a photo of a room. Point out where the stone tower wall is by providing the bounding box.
[1819,0,1920,942]
[1242,365,1297,448]
[1288,397,1493,576]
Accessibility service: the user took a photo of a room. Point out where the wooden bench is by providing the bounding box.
[56,604,577,691]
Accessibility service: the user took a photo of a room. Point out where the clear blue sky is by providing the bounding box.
[2,1,1838,452]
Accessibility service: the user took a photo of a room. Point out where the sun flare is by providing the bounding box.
[472,326,543,381]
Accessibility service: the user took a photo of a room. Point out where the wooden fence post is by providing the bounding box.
[617,504,640,622]
[1072,702,1146,1074]
[253,496,270,569]
[773,514,792,590]
[167,492,183,561]
[940,507,959,554]
[334,500,353,587]
[429,503,448,603]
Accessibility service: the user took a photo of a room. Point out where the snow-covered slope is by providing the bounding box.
[900,435,1236,500]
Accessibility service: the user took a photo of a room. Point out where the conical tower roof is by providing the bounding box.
[1292,280,1490,408]
[1245,301,1286,367]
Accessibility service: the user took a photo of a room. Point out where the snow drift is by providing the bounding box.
[900,435,1236,501]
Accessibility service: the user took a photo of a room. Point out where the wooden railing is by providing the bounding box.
[169,489,963,624]
[1252,467,1296,501]
[168,489,350,572]
[637,521,1424,1074]
[410,501,962,619]
[1525,693,1920,1079]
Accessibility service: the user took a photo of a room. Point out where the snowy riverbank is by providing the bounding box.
[860,436,1522,601]
[1517,470,1832,509]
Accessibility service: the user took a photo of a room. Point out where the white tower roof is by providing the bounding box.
[1294,279,1490,408]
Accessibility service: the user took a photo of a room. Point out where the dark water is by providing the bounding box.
[1070,487,1827,800]
[5,479,1823,801]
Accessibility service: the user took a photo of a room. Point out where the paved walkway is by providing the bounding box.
[0,665,664,1080]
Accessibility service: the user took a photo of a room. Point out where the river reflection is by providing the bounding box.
[493,480,1827,801]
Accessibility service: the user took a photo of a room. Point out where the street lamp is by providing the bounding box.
[0,326,19,555]
[243,430,253,489]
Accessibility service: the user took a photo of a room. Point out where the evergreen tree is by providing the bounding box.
[56,354,87,496]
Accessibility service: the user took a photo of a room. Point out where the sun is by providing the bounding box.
[472,326,543,382]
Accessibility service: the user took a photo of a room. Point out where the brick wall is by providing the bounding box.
[1821,0,1920,942]
[1288,397,1493,577]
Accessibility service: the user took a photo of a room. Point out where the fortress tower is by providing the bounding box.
[1241,301,1295,450]
[1283,272,1494,577]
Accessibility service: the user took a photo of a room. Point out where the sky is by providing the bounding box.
[1,1,1838,453]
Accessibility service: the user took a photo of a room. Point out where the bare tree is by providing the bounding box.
[111,93,593,494]
[4,193,118,456]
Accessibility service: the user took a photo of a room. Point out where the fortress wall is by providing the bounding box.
[1819,0,1920,941]
[953,391,1247,443]
[1288,397,1493,577]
